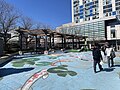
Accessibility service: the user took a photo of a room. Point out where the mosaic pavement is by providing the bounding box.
[0,51,120,90]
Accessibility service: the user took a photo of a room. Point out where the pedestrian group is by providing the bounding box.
[92,42,116,73]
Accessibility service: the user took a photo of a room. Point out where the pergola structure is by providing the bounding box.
[16,28,87,53]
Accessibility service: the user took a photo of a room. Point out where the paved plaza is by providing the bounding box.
[0,51,120,90]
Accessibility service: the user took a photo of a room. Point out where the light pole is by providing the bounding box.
[115,29,118,51]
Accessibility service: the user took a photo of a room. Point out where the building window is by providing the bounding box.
[109,12,111,16]
[88,17,90,20]
[111,25,115,28]
[106,13,108,16]
[80,5,83,8]
[112,11,116,15]
[80,16,83,19]
[111,29,116,38]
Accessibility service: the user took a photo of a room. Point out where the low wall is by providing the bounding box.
[0,55,13,66]
[0,52,18,67]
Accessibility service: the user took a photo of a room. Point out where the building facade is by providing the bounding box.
[56,0,120,50]
[72,0,120,23]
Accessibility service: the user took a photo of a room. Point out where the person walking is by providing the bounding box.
[101,42,109,55]
[105,44,116,68]
[92,43,103,73]
[101,42,109,62]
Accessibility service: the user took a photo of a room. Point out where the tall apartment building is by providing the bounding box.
[56,0,120,50]
[72,0,120,23]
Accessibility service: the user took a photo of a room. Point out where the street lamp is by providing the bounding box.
[115,29,118,51]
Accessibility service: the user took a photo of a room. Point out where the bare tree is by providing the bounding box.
[33,22,53,30]
[41,23,53,30]
[0,0,19,50]
[33,22,44,29]
[20,16,34,30]
[18,16,35,50]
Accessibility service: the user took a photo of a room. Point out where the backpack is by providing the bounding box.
[110,49,116,58]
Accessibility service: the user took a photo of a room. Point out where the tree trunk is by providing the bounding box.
[3,36,7,51]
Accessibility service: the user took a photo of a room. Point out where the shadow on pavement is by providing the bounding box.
[0,67,34,77]
[103,68,115,72]
[114,65,120,67]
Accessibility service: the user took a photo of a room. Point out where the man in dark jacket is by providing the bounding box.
[92,43,103,73]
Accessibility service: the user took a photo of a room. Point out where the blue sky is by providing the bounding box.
[5,0,72,29]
